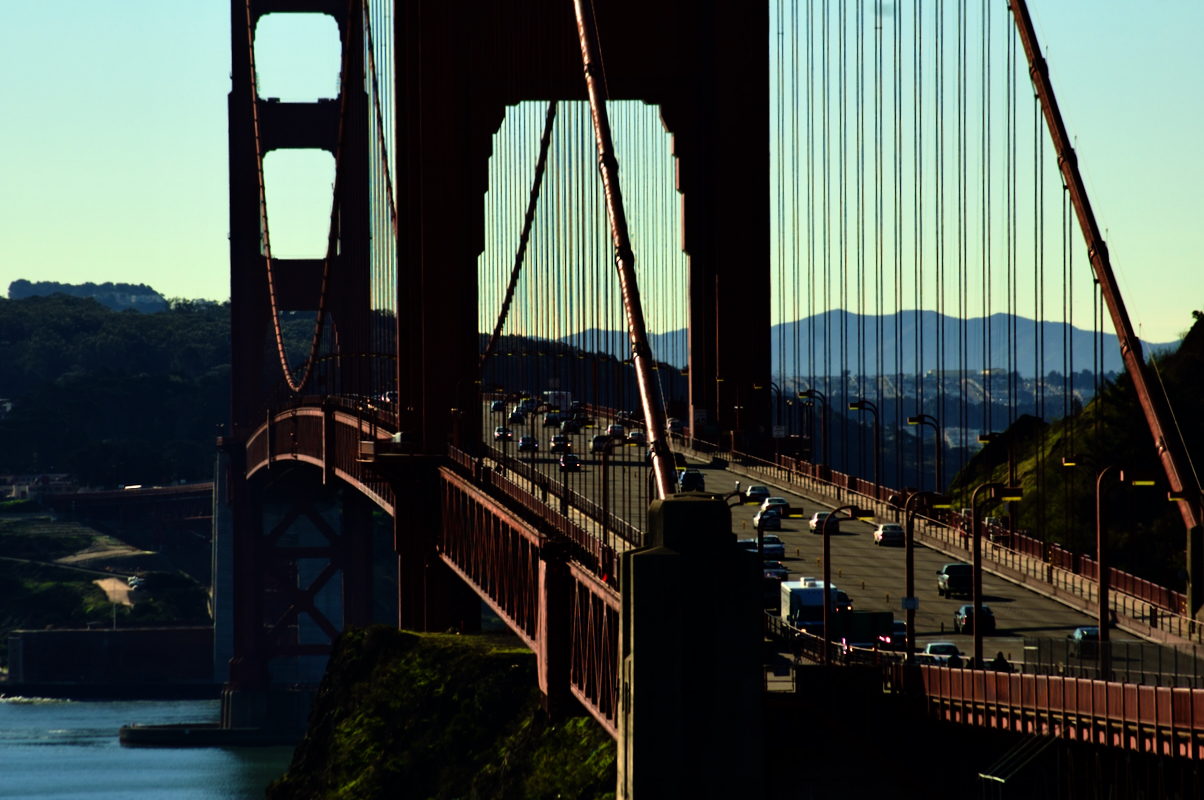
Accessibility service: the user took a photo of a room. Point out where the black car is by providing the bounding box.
[877,621,909,652]
[1069,626,1100,658]
[679,469,706,492]
[936,563,973,598]
[560,419,581,435]
[559,454,582,472]
[954,604,996,635]
[489,400,505,412]
[508,410,525,424]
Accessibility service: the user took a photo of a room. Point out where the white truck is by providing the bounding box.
[542,391,572,412]
[780,578,849,630]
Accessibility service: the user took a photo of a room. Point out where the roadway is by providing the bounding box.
[480,403,1170,670]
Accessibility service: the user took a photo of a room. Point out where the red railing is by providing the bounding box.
[889,662,1204,760]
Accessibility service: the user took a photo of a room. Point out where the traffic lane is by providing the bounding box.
[728,483,1099,661]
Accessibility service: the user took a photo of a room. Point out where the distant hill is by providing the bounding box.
[8,280,167,313]
[559,310,1177,378]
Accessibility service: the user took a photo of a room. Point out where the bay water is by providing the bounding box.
[0,697,294,799]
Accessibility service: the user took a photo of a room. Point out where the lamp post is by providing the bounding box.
[799,389,828,468]
[849,399,880,504]
[1168,489,1204,627]
[600,437,620,551]
[1064,456,1157,678]
[821,505,875,665]
[906,413,943,492]
[979,430,1018,549]
[904,491,952,661]
[971,482,1023,666]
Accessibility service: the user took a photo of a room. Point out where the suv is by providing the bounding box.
[936,563,973,597]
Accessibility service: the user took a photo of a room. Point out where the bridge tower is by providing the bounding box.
[394,0,771,455]
[224,0,379,724]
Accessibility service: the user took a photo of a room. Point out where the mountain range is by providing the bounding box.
[559,310,1177,378]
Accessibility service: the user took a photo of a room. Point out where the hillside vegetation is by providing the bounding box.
[947,311,1204,589]
[268,627,616,800]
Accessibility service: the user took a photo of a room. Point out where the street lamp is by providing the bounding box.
[849,399,880,504]
[600,437,621,552]
[821,505,875,665]
[906,414,943,492]
[971,482,1023,666]
[1168,489,1204,623]
[1064,456,1157,678]
[903,491,953,661]
[799,389,828,468]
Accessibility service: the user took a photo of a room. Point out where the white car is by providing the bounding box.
[752,507,783,531]
[759,497,791,516]
[809,511,840,534]
[874,523,905,546]
[922,641,962,665]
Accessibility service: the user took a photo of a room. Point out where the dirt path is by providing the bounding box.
[93,577,136,606]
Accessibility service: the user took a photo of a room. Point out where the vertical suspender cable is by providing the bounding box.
[572,0,674,499]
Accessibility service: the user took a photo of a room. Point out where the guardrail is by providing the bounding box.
[447,445,620,586]
[888,662,1204,760]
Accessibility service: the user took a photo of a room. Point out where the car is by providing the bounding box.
[873,523,905,546]
[667,417,685,435]
[626,430,646,445]
[126,575,144,589]
[760,534,786,559]
[762,561,789,581]
[679,469,705,492]
[923,642,962,665]
[559,454,582,472]
[560,419,581,435]
[543,412,562,427]
[518,435,538,452]
[591,434,611,453]
[760,497,791,516]
[490,400,505,412]
[550,435,572,453]
[752,507,783,531]
[508,410,525,424]
[878,620,909,652]
[936,563,973,597]
[737,534,786,560]
[809,511,840,534]
[745,485,771,504]
[1069,626,1100,659]
[607,423,625,439]
[954,604,996,635]
[493,426,513,441]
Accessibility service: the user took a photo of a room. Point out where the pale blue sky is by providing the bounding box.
[0,1,1200,342]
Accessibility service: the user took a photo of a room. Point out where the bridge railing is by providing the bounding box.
[480,443,644,548]
[691,438,1189,626]
[887,662,1204,761]
[448,445,619,586]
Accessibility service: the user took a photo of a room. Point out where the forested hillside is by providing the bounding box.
[0,295,231,486]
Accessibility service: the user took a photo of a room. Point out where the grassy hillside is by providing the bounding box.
[946,311,1204,589]
[268,627,616,800]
